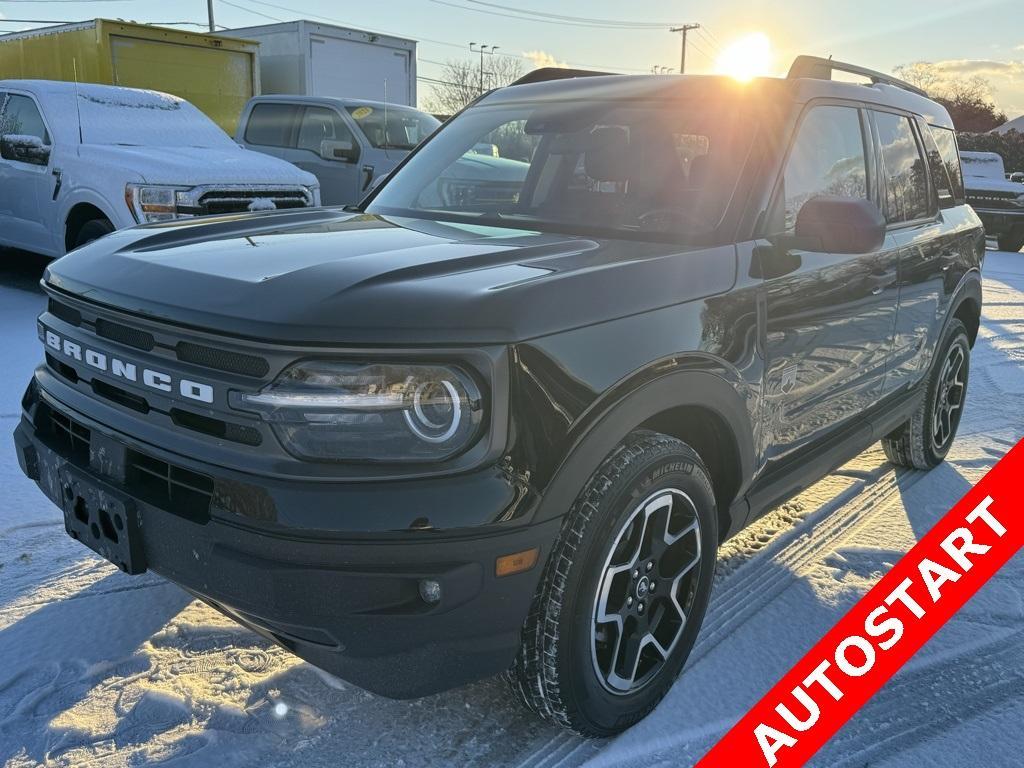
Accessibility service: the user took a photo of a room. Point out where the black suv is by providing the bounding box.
[14,56,983,736]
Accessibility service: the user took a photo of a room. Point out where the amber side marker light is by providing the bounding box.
[496,547,540,577]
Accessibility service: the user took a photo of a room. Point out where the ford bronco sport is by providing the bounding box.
[14,56,984,736]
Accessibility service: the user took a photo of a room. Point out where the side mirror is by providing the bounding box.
[0,134,50,166]
[795,196,886,254]
[320,139,359,163]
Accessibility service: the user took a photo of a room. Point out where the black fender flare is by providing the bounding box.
[530,369,756,533]
[944,268,983,344]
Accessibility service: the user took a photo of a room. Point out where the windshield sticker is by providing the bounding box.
[351,107,374,120]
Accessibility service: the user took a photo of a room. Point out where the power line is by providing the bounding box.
[219,0,285,23]
[237,0,652,73]
[464,1,685,28]
[429,0,682,30]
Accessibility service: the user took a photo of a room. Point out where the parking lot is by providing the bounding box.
[1,246,1021,768]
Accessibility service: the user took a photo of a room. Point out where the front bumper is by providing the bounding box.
[13,383,559,698]
[971,207,1024,237]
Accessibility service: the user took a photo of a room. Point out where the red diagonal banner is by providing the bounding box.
[697,438,1024,768]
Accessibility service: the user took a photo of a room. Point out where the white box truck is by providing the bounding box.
[224,21,418,107]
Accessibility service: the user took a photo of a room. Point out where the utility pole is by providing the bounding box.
[669,24,700,74]
[207,0,215,32]
[469,42,498,94]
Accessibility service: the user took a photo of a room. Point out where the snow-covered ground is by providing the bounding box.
[1,248,1021,768]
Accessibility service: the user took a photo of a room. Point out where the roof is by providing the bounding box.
[0,79,181,103]
[481,71,955,129]
[994,114,1024,134]
[247,94,428,112]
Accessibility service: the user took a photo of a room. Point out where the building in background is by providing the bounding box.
[0,20,259,133]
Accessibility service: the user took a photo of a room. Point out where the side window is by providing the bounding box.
[244,103,300,147]
[920,124,956,208]
[874,111,930,223]
[296,107,355,155]
[1,94,49,144]
[782,105,868,231]
[928,125,965,203]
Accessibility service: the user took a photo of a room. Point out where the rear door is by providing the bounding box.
[871,110,955,394]
[239,101,301,162]
[758,102,899,471]
[0,91,56,253]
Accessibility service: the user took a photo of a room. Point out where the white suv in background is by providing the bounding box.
[0,80,320,257]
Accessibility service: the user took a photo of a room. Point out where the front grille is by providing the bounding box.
[48,408,90,464]
[48,299,82,326]
[176,342,269,378]
[125,450,213,524]
[46,353,79,384]
[91,379,149,414]
[95,318,155,351]
[197,189,310,216]
[170,408,263,447]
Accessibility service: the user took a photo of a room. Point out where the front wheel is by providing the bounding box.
[506,431,718,736]
[882,318,970,469]
[72,218,114,250]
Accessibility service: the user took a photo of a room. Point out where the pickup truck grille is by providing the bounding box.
[967,189,1024,210]
[197,189,311,216]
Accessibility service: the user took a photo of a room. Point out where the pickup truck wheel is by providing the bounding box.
[997,226,1024,253]
[72,218,114,249]
[882,319,970,469]
[506,431,718,736]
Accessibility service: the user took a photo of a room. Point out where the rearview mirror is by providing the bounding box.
[794,196,886,254]
[0,134,50,166]
[320,139,359,163]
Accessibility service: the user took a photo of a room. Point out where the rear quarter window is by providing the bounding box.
[244,103,300,147]
[927,125,965,203]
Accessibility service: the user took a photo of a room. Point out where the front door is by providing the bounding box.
[0,92,55,252]
[758,103,899,472]
[290,106,363,205]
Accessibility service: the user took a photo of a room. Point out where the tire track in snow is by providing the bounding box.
[690,462,928,666]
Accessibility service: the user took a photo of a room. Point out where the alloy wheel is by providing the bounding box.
[932,343,966,452]
[591,488,703,695]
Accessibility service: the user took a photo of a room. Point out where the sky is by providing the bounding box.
[0,0,1022,117]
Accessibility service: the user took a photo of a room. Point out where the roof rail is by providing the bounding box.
[510,67,615,87]
[787,55,928,98]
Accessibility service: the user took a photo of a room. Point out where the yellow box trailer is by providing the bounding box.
[0,19,259,133]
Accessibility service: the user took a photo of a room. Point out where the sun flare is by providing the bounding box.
[714,32,773,81]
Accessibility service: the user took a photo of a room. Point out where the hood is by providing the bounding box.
[964,175,1024,195]
[44,210,736,345]
[82,144,317,188]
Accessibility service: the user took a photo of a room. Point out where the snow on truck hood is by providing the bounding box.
[84,143,317,187]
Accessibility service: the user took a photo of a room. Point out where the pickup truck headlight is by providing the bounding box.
[235,361,485,462]
[125,184,193,223]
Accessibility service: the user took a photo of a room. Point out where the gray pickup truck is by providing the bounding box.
[236,95,529,206]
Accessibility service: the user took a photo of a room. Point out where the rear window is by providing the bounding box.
[927,125,965,202]
[245,103,300,147]
[874,111,931,223]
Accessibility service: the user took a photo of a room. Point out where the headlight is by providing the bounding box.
[235,361,485,462]
[125,184,193,223]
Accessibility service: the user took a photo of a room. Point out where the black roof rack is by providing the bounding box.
[510,67,616,87]
[787,55,928,98]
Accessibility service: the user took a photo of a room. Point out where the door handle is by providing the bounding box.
[871,286,884,295]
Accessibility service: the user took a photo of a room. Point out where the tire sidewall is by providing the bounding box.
[919,320,970,466]
[74,219,114,250]
[556,444,718,734]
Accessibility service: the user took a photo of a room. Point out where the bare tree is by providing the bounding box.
[425,56,525,116]
[893,61,1008,132]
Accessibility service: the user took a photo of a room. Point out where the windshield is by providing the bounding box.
[79,89,236,149]
[366,97,756,240]
[346,105,441,150]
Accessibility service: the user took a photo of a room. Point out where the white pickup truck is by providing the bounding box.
[961,150,1024,252]
[0,80,320,257]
